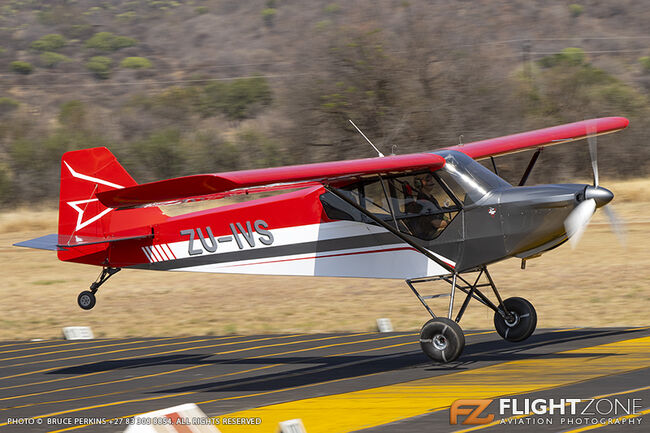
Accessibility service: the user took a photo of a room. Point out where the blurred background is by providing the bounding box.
[0,1,649,339]
[0,0,648,206]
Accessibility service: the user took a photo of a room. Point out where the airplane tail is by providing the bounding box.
[56,147,166,264]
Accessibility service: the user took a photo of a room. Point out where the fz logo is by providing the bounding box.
[450,399,494,425]
[180,220,274,256]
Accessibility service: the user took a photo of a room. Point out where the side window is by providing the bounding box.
[361,181,391,217]
[320,188,363,222]
[387,173,460,240]
[320,172,461,240]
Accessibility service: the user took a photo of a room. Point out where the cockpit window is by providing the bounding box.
[435,150,510,205]
[320,171,461,240]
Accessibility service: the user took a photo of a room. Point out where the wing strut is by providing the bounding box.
[518,148,542,186]
[323,186,455,274]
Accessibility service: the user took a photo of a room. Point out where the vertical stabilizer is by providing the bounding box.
[58,147,166,264]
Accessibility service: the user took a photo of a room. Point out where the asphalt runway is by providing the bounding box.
[0,327,648,433]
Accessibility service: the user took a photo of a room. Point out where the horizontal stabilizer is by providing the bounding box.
[97,153,446,209]
[14,234,60,251]
[14,232,153,251]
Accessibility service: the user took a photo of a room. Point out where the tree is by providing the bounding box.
[120,57,152,69]
[30,34,67,52]
[85,56,112,79]
[40,52,71,68]
[85,32,137,51]
[10,61,33,75]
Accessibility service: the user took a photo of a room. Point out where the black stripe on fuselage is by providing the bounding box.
[129,232,400,271]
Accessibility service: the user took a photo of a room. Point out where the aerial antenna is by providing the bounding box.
[349,119,384,157]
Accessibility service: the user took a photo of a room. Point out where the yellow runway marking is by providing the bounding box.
[0,333,415,428]
[0,335,289,381]
[0,338,129,355]
[551,328,583,333]
[0,336,247,368]
[452,385,650,432]
[0,337,179,360]
[44,334,423,433]
[625,326,650,331]
[43,332,487,431]
[563,407,650,432]
[213,336,650,433]
[0,333,381,405]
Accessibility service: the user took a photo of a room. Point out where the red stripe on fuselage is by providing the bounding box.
[164,243,177,259]
[219,246,418,268]
[158,244,171,261]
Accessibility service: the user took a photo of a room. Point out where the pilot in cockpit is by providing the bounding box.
[404,174,448,238]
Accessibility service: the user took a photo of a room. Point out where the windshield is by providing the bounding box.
[434,150,511,205]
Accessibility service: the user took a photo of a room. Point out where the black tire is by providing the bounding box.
[419,317,465,363]
[77,291,96,310]
[494,297,537,342]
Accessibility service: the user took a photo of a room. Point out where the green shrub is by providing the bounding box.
[261,8,277,27]
[198,77,273,120]
[40,51,71,68]
[538,47,586,68]
[324,3,341,14]
[568,4,584,18]
[85,32,137,51]
[113,35,138,50]
[195,6,208,14]
[64,24,94,39]
[116,11,137,22]
[640,56,650,73]
[120,56,152,69]
[0,165,12,204]
[58,100,85,129]
[0,96,19,115]
[30,34,67,51]
[129,86,199,122]
[10,60,33,74]
[129,129,185,179]
[85,56,112,79]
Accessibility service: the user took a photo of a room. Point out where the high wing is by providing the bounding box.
[443,117,629,160]
[97,153,446,209]
[97,117,628,209]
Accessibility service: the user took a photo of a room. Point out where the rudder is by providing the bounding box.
[58,147,166,264]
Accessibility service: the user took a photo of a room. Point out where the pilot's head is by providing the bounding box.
[416,173,435,192]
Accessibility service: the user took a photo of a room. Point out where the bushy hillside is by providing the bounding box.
[0,0,648,205]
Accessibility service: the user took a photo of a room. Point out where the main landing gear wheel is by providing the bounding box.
[77,291,96,310]
[494,296,537,342]
[420,317,465,363]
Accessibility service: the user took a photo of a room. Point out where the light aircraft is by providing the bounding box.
[15,116,629,363]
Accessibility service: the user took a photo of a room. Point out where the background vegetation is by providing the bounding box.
[0,0,649,207]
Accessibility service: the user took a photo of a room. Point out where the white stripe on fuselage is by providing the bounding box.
[162,221,455,279]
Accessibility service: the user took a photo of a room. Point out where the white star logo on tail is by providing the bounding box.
[64,162,124,232]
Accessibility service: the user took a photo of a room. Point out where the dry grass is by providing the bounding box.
[1,179,649,340]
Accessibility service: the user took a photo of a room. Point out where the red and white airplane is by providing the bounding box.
[16,116,629,362]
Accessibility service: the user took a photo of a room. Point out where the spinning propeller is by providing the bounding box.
[563,121,625,248]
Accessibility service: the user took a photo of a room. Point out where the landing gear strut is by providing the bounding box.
[407,267,537,363]
[77,267,121,310]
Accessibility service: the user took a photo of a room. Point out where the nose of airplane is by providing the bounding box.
[584,185,614,208]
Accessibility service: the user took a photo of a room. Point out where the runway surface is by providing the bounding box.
[0,327,648,432]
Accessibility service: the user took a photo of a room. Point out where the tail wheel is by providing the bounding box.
[494,297,537,342]
[77,291,96,310]
[419,317,465,363]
